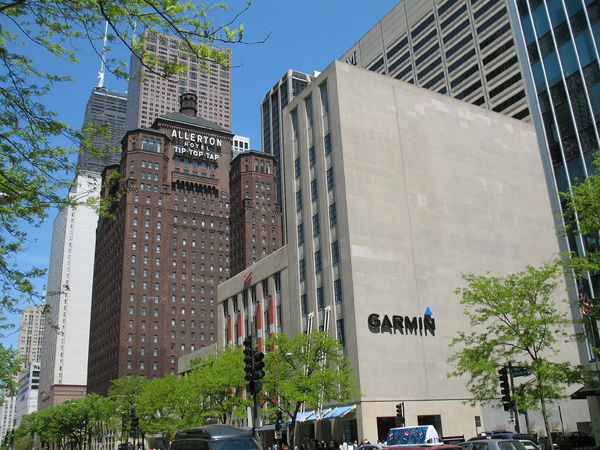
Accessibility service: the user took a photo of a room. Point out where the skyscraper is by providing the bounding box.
[0,306,44,437]
[506,0,600,431]
[77,87,128,173]
[229,151,283,276]
[39,80,127,409]
[87,94,233,394]
[125,31,232,131]
[339,0,530,120]
[261,70,318,240]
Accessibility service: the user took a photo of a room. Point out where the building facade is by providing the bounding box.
[125,31,232,131]
[87,94,233,394]
[218,62,589,442]
[339,0,530,121]
[77,87,128,173]
[229,151,283,276]
[14,363,40,427]
[39,85,127,409]
[232,135,251,160]
[261,70,318,231]
[506,0,600,436]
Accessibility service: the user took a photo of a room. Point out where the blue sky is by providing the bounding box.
[3,0,400,348]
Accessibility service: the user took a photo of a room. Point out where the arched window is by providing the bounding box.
[148,138,155,152]
[201,161,207,169]
[254,160,259,171]
[130,138,136,151]
[260,161,265,173]
[142,137,148,150]
[155,139,161,153]
[209,163,215,171]
[192,160,198,169]
[266,162,271,174]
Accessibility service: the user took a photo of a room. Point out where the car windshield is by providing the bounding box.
[498,442,528,450]
[211,439,261,450]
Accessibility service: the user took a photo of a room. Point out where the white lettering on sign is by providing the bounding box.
[170,128,223,161]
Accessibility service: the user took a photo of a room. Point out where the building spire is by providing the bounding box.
[97,21,109,88]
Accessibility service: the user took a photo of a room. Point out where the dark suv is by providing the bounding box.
[556,432,595,449]
[170,424,262,450]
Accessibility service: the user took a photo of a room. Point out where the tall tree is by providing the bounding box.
[262,332,359,445]
[186,345,250,424]
[448,261,581,447]
[0,0,255,340]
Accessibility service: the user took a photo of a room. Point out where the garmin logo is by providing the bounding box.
[368,307,435,336]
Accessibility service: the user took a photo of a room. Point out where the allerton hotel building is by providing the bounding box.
[87,94,234,394]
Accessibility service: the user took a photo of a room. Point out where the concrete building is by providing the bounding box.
[232,135,251,160]
[218,62,589,442]
[17,306,44,364]
[125,31,232,131]
[87,93,233,394]
[39,84,127,409]
[1,306,44,436]
[14,363,40,427]
[339,0,530,121]
[229,151,283,276]
[261,70,319,231]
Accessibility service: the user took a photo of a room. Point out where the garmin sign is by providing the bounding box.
[368,307,435,336]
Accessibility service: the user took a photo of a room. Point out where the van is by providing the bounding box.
[170,424,262,450]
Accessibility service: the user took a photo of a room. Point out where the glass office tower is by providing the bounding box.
[509,0,599,290]
[508,0,599,432]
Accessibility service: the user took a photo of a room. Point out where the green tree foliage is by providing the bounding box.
[262,332,359,445]
[449,261,581,447]
[18,394,114,449]
[0,337,22,395]
[186,346,250,424]
[0,0,253,357]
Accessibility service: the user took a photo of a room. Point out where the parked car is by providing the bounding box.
[358,444,382,450]
[460,439,529,450]
[556,432,595,449]
[170,424,262,450]
[518,440,540,450]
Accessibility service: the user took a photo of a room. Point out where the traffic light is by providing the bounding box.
[395,402,404,426]
[275,410,284,431]
[10,429,14,445]
[254,351,265,379]
[243,337,254,383]
[498,366,512,411]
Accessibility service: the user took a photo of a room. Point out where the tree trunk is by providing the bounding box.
[539,393,554,449]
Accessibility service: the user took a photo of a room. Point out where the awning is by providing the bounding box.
[571,385,599,399]
[294,405,356,422]
[323,404,356,419]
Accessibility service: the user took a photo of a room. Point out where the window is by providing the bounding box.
[315,250,322,272]
[317,287,325,309]
[337,318,345,346]
[295,158,301,177]
[324,134,332,154]
[296,190,303,210]
[301,294,308,315]
[299,259,306,281]
[309,146,316,167]
[331,241,340,264]
[311,179,318,200]
[327,168,335,190]
[334,279,343,303]
[312,214,320,236]
[329,203,337,226]
[298,224,304,245]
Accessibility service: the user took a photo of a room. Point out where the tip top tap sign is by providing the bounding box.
[171,128,222,161]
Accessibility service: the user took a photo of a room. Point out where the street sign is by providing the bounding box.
[275,431,283,440]
[511,366,532,377]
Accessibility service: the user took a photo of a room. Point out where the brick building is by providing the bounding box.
[87,93,233,394]
[229,151,283,276]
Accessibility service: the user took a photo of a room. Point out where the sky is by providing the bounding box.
[2,0,400,348]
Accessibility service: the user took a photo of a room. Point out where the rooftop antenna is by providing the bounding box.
[97,21,109,88]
